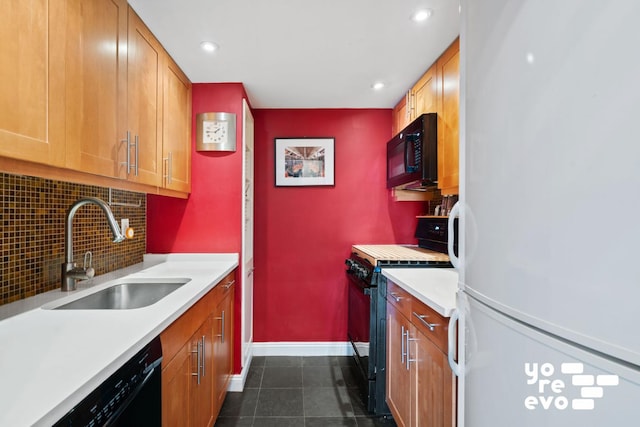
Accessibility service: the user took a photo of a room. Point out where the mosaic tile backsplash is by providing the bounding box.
[0,173,146,305]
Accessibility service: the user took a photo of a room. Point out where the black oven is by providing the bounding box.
[346,255,382,414]
[54,337,162,426]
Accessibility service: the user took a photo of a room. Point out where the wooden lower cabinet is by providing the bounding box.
[413,324,455,427]
[386,281,456,427]
[160,270,235,426]
[386,303,412,427]
[213,281,234,411]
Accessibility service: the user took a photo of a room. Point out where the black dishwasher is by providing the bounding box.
[54,337,162,427]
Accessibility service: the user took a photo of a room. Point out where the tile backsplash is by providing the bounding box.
[0,173,146,305]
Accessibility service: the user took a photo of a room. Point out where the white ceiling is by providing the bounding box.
[127,0,460,109]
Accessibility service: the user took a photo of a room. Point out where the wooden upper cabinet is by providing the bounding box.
[0,1,192,197]
[125,8,163,186]
[392,94,410,136]
[413,65,438,117]
[437,38,460,195]
[162,57,192,193]
[0,0,63,167]
[392,64,438,136]
[52,0,128,177]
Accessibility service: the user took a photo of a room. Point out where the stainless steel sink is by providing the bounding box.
[53,279,190,310]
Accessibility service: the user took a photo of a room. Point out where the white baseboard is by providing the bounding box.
[227,341,353,392]
[228,372,247,392]
[252,341,354,357]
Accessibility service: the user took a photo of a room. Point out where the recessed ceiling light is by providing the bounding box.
[200,41,218,53]
[372,82,385,90]
[411,8,433,22]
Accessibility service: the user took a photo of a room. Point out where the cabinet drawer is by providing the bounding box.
[386,280,412,320]
[411,298,449,353]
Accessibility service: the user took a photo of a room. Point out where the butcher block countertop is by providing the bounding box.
[0,253,238,427]
[352,244,450,266]
[381,267,459,317]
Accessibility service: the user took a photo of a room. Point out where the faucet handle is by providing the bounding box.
[83,251,95,278]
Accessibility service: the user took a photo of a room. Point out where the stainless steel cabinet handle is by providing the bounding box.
[120,132,139,176]
[121,131,131,174]
[215,311,226,342]
[133,135,139,176]
[191,339,202,384]
[224,279,235,289]
[390,292,402,303]
[163,153,173,185]
[221,310,225,343]
[401,325,406,364]
[407,335,418,370]
[413,311,437,331]
[200,335,206,377]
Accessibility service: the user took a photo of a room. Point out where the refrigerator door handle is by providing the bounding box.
[448,201,460,268]
[448,308,461,377]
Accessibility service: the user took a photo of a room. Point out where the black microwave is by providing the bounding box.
[386,113,438,189]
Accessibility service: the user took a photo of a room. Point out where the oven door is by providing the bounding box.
[347,273,376,380]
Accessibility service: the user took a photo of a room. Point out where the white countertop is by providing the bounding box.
[381,268,459,317]
[0,253,238,427]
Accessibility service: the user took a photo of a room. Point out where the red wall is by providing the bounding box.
[252,109,424,342]
[147,83,248,372]
[147,87,426,368]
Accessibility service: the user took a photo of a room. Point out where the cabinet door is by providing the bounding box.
[162,343,191,427]
[413,66,438,117]
[162,56,192,192]
[125,7,162,186]
[392,95,410,136]
[437,38,460,195]
[54,0,127,177]
[191,318,215,427]
[386,302,410,427]
[412,326,456,427]
[0,0,70,166]
[213,283,234,414]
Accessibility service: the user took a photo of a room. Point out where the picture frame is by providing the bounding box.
[275,137,335,187]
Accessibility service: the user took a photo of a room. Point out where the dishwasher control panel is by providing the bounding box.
[53,337,162,427]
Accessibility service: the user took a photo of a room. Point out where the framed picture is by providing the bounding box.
[275,137,335,187]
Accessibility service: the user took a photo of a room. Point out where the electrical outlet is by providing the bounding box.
[121,218,129,232]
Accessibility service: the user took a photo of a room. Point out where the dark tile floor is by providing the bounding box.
[214,356,397,427]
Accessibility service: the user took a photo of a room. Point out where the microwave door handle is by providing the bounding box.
[404,136,411,173]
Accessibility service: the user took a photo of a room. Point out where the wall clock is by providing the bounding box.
[196,112,237,151]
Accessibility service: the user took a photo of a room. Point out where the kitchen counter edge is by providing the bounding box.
[380,267,458,317]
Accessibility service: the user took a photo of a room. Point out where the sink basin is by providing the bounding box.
[53,279,190,310]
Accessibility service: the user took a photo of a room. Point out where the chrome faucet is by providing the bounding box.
[61,197,126,291]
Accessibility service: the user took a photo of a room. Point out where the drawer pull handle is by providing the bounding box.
[390,292,402,303]
[413,311,437,331]
[191,337,204,385]
[406,334,418,370]
[401,325,407,364]
[224,279,235,289]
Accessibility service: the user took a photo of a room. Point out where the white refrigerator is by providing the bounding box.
[449,1,640,425]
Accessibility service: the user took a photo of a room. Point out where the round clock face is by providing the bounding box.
[203,120,229,144]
